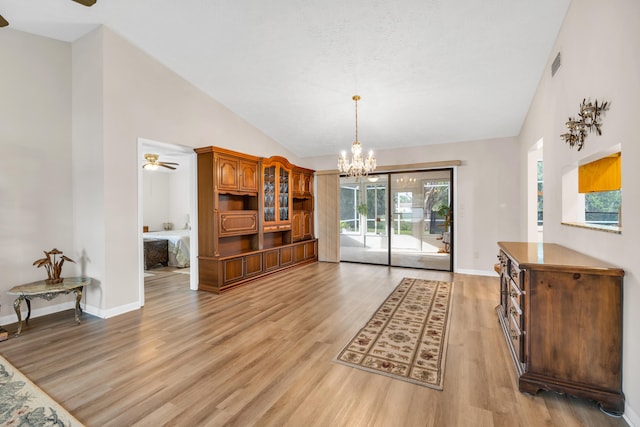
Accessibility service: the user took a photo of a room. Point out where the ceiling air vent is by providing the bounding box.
[551,52,561,77]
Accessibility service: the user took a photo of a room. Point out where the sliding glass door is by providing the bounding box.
[339,175,389,265]
[339,169,453,271]
[390,170,452,270]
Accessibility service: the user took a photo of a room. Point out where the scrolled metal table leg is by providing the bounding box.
[73,287,83,323]
[13,297,23,337]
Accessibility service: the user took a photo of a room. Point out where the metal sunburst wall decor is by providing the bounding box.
[561,98,609,151]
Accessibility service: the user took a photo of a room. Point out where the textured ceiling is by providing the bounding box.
[1,0,570,158]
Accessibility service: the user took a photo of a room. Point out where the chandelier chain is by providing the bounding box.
[354,95,360,143]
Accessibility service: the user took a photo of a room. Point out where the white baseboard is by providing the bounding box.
[0,301,141,329]
[455,268,498,277]
[87,302,141,319]
[624,403,638,427]
[0,300,76,328]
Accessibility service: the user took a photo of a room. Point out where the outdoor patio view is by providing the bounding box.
[340,170,453,271]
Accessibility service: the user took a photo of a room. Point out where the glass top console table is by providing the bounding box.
[7,277,92,336]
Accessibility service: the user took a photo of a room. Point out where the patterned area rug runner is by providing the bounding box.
[335,277,454,390]
[0,355,84,426]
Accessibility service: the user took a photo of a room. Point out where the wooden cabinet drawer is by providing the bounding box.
[497,251,508,273]
[245,253,263,277]
[293,243,306,262]
[280,246,293,266]
[264,249,280,271]
[219,211,258,236]
[509,263,521,284]
[509,295,522,316]
[304,240,317,259]
[509,312,524,364]
[222,258,244,284]
[509,279,522,299]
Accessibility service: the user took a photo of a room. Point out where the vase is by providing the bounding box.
[46,278,63,284]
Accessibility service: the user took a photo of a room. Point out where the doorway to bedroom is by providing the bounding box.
[138,138,198,304]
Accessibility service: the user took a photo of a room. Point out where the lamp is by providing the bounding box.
[338,95,376,178]
[561,98,609,151]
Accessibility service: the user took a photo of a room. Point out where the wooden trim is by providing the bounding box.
[194,145,261,161]
[293,165,316,174]
[497,242,624,276]
[317,160,462,175]
[262,155,295,169]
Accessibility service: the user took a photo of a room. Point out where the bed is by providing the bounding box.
[143,229,191,268]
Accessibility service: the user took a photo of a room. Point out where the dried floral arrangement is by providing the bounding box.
[33,248,75,284]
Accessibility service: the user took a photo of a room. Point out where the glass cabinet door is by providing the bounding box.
[264,166,276,222]
[279,167,289,221]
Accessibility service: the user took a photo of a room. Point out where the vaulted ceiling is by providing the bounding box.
[1,0,570,158]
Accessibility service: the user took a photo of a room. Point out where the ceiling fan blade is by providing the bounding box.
[0,14,9,27]
[72,0,97,6]
[159,162,179,166]
[160,164,177,170]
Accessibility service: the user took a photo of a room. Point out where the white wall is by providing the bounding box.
[73,27,302,313]
[72,28,106,314]
[518,0,640,423]
[2,25,301,321]
[307,137,522,274]
[168,167,191,230]
[142,172,170,231]
[0,29,76,324]
[142,168,191,232]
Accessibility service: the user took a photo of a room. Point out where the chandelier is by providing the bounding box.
[338,95,376,178]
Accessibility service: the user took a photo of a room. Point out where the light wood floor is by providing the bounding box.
[0,262,628,427]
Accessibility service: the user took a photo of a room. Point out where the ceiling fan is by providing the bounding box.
[0,0,96,28]
[142,153,179,171]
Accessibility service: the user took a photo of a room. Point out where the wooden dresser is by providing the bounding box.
[496,242,624,414]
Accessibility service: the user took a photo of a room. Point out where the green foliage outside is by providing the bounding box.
[585,190,621,225]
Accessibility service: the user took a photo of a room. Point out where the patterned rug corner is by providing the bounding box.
[334,277,454,390]
[0,355,84,426]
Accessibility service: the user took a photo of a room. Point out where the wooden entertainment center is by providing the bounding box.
[496,242,624,414]
[195,146,317,293]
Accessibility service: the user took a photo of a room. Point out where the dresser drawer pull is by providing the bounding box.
[509,280,524,296]
[509,298,522,314]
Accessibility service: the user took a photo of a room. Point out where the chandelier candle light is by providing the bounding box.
[338,95,376,178]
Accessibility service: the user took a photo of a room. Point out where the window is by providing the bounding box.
[585,190,621,227]
[365,183,386,234]
[339,183,360,233]
[393,191,413,235]
[579,153,621,227]
[537,161,543,227]
[424,180,450,234]
[562,146,621,233]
